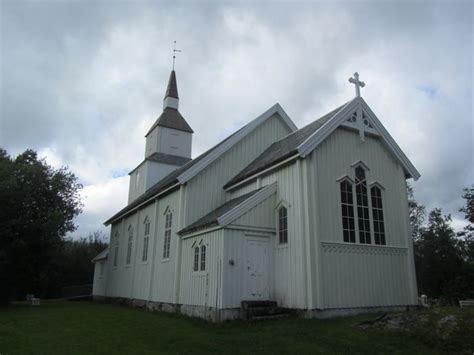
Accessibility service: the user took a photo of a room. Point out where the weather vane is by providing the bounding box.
[172,41,181,70]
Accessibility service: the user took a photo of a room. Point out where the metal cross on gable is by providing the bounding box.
[348,72,365,98]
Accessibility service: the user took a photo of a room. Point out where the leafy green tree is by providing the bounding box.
[414,209,466,302]
[458,185,474,297]
[58,231,108,290]
[407,182,426,241]
[0,149,82,304]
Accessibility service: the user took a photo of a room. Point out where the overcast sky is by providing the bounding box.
[1,0,472,239]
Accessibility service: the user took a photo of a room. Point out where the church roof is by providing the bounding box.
[178,189,262,235]
[147,152,191,166]
[91,248,108,263]
[178,182,277,235]
[145,108,194,135]
[105,117,260,225]
[104,104,297,226]
[165,70,179,99]
[224,102,349,189]
[225,96,420,190]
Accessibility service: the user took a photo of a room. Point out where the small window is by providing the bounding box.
[142,218,150,262]
[340,180,356,243]
[135,171,140,189]
[113,232,119,267]
[200,245,206,271]
[163,211,172,259]
[371,186,386,245]
[126,226,133,264]
[99,263,104,276]
[193,247,199,271]
[278,206,288,244]
[355,166,371,244]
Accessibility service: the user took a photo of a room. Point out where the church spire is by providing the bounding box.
[163,70,179,110]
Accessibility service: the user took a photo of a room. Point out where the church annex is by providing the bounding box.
[92,69,420,320]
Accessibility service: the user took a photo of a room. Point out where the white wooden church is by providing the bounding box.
[92,69,420,320]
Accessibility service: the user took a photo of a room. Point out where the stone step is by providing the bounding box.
[250,313,292,321]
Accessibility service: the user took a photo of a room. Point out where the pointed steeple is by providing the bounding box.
[165,70,179,99]
[146,70,194,138]
[163,70,179,110]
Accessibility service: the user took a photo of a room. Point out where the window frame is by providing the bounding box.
[354,166,371,244]
[126,225,133,265]
[162,209,173,260]
[339,178,356,243]
[338,163,388,246]
[277,204,288,245]
[142,217,150,262]
[370,184,386,245]
[113,231,119,267]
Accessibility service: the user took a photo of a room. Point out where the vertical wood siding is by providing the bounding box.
[150,190,180,303]
[308,127,418,308]
[184,114,292,226]
[222,229,274,308]
[257,163,307,309]
[179,230,224,308]
[230,194,276,229]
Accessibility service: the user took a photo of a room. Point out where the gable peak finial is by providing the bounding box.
[348,72,366,98]
[172,40,181,71]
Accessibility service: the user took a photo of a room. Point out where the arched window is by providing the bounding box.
[278,206,288,244]
[142,217,150,262]
[340,180,356,243]
[163,210,173,259]
[200,245,206,271]
[355,166,371,244]
[371,186,386,245]
[193,247,199,271]
[113,232,119,267]
[126,226,133,264]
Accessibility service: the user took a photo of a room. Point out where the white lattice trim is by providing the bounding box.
[321,242,408,256]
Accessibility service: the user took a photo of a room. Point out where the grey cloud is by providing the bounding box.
[1,0,472,239]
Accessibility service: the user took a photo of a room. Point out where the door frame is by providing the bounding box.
[243,234,272,301]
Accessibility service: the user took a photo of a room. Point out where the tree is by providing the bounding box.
[0,149,83,304]
[458,185,474,297]
[414,208,466,302]
[58,231,108,290]
[407,182,426,241]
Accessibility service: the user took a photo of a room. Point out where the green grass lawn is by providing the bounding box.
[0,300,472,354]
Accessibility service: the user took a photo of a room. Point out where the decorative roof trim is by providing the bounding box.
[298,98,357,157]
[104,182,179,225]
[217,183,277,226]
[359,99,420,180]
[297,97,420,180]
[91,248,109,263]
[224,153,299,192]
[177,104,297,183]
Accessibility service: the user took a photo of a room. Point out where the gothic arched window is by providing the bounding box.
[126,226,133,265]
[355,166,371,244]
[142,217,150,262]
[278,206,288,244]
[200,245,206,271]
[193,247,199,271]
[113,231,119,267]
[340,179,356,243]
[163,210,173,259]
[371,186,386,245]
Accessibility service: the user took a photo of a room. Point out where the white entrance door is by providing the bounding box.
[245,238,269,300]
